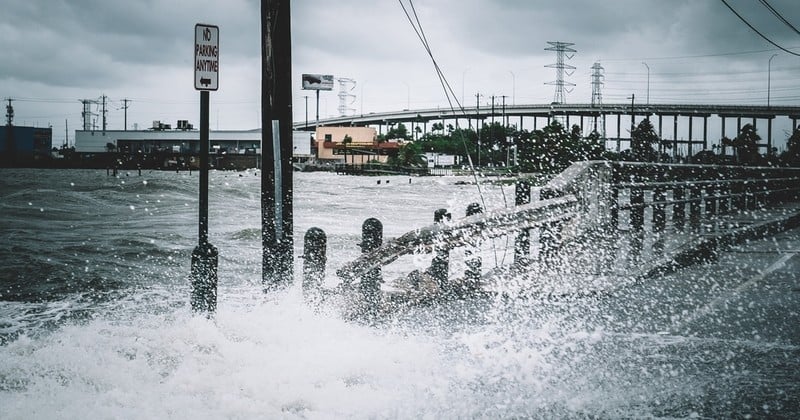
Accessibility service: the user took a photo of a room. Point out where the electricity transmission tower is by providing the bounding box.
[79,99,97,131]
[590,62,606,137]
[5,98,13,125]
[544,41,576,104]
[591,62,604,107]
[337,78,357,117]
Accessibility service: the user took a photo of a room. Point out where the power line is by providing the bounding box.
[758,0,800,37]
[719,0,800,57]
[599,47,793,62]
[397,0,489,212]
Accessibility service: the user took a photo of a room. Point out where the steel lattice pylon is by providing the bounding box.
[544,41,576,105]
[337,78,357,117]
[590,62,606,137]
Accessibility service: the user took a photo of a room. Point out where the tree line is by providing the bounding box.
[384,119,800,171]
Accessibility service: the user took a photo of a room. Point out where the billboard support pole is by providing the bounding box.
[315,89,320,129]
[261,0,294,288]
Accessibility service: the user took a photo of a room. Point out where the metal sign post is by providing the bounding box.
[190,23,219,313]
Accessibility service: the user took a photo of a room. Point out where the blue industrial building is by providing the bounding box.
[0,125,53,161]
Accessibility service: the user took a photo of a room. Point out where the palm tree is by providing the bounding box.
[722,124,761,165]
[342,134,352,164]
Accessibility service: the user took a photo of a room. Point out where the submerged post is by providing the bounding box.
[673,186,685,229]
[514,179,531,266]
[302,227,327,299]
[430,208,451,293]
[690,185,702,230]
[190,24,220,314]
[464,203,483,293]
[261,0,294,288]
[361,218,383,315]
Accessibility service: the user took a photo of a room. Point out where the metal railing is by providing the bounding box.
[302,161,800,313]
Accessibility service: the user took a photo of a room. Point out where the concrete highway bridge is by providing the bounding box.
[295,103,800,157]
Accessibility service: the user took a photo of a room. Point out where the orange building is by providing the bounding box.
[315,126,400,164]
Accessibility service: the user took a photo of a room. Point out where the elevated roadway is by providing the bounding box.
[294,103,800,130]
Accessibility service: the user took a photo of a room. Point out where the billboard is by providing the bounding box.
[302,74,334,91]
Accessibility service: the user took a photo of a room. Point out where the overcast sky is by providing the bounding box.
[2,0,799,144]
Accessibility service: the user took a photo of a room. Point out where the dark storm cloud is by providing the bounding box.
[291,0,415,63]
[0,0,260,88]
[2,0,798,132]
[438,0,800,60]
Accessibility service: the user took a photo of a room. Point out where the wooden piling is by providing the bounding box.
[360,218,383,315]
[690,185,702,229]
[430,208,451,293]
[630,188,645,233]
[673,186,685,228]
[514,179,531,267]
[302,227,327,299]
[464,203,482,293]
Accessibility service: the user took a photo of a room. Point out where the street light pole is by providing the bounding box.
[304,95,308,130]
[768,54,778,108]
[642,62,650,105]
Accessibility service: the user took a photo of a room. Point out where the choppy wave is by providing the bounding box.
[1,168,798,418]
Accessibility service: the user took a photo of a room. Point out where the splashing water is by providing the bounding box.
[0,168,798,418]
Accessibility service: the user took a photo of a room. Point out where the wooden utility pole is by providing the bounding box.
[261,0,294,287]
[122,99,131,131]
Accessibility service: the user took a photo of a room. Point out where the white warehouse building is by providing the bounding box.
[74,122,312,158]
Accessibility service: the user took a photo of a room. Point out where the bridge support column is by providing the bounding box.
[609,187,619,230]
[617,114,622,151]
[652,178,667,253]
[514,180,531,267]
[629,188,645,260]
[653,185,666,234]
[731,175,746,212]
[360,218,383,317]
[718,169,730,214]
[673,186,685,229]
[689,185,702,230]
[630,188,645,232]
[721,117,727,156]
[703,116,708,151]
[673,115,679,161]
[430,208,451,293]
[688,116,694,161]
[464,203,482,294]
[705,183,716,218]
[767,117,773,153]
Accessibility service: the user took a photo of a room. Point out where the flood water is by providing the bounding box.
[1,168,798,419]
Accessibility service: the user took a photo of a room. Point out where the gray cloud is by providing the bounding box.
[1,0,798,138]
